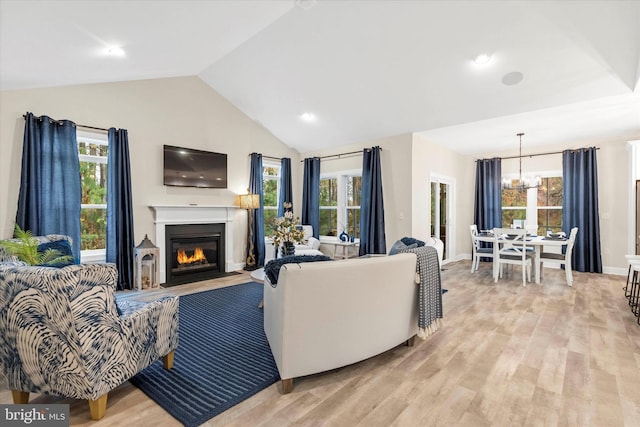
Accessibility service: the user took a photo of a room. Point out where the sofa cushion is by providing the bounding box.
[306,236,321,250]
[401,237,425,247]
[388,240,418,256]
[37,240,76,267]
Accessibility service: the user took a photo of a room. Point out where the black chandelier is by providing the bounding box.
[502,133,541,192]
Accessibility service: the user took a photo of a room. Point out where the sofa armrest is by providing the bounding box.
[118,296,179,359]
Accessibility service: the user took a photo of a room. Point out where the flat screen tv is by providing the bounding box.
[163,145,227,188]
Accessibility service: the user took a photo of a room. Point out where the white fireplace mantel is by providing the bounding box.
[150,205,241,283]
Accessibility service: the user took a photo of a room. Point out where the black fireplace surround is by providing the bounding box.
[164,223,225,286]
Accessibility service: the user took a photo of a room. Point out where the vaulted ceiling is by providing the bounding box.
[2,0,639,154]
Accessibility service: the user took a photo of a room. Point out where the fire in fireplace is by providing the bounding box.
[177,247,208,265]
[164,223,225,286]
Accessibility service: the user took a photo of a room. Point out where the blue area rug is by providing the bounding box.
[130,282,279,427]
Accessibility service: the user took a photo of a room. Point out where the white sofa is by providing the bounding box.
[264,225,323,263]
[263,253,418,393]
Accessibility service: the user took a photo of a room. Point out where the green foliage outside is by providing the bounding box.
[79,141,107,251]
[501,177,563,235]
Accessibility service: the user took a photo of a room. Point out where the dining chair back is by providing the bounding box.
[539,227,578,286]
[493,227,533,287]
[470,225,494,273]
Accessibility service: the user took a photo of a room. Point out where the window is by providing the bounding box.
[319,173,361,238]
[537,177,563,234]
[319,177,338,236]
[77,132,108,257]
[502,175,563,235]
[262,164,280,237]
[345,175,362,239]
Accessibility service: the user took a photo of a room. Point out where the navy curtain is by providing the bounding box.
[301,157,321,238]
[106,128,135,290]
[359,146,386,255]
[16,112,82,261]
[249,153,265,267]
[562,148,602,273]
[473,158,502,231]
[278,157,293,216]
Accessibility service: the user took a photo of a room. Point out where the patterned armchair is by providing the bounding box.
[0,261,179,420]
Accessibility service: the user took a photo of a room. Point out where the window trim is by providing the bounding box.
[77,131,109,262]
[319,169,361,240]
[501,170,562,234]
[262,161,281,237]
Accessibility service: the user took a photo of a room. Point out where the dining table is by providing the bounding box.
[474,232,570,284]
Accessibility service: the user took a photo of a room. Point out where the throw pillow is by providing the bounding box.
[401,237,425,247]
[388,240,407,255]
[37,240,76,267]
[307,237,321,250]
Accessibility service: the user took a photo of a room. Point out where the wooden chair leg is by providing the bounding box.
[281,378,294,394]
[163,350,175,370]
[88,394,108,420]
[11,390,29,404]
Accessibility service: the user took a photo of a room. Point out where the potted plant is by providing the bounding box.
[271,203,305,257]
[0,225,73,266]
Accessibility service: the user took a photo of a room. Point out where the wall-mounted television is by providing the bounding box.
[163,145,227,188]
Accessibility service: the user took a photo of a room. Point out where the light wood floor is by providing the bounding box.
[1,261,638,426]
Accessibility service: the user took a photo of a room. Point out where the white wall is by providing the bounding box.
[300,133,413,246]
[0,76,300,266]
[411,133,475,261]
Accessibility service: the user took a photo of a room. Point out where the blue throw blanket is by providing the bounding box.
[264,255,332,286]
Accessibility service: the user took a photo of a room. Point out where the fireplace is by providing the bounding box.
[164,223,225,286]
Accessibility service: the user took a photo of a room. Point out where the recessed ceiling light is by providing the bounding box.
[473,54,492,65]
[107,46,125,57]
[300,112,316,122]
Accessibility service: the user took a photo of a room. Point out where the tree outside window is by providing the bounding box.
[501,187,527,228]
[319,173,361,238]
[78,135,108,252]
[263,165,280,237]
[319,177,337,236]
[537,177,563,234]
[501,175,562,235]
[346,175,361,238]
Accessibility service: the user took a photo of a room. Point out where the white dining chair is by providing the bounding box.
[470,225,494,273]
[493,227,533,287]
[539,227,578,286]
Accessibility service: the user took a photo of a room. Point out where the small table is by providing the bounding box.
[250,268,265,308]
[328,241,358,259]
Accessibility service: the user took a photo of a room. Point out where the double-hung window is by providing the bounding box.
[319,173,361,239]
[319,177,338,236]
[502,174,563,235]
[77,131,108,261]
[262,163,280,237]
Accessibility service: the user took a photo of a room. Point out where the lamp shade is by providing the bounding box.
[240,193,260,210]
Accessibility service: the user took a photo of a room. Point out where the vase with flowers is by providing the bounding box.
[271,202,305,258]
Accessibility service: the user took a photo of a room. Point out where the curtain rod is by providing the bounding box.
[248,153,282,161]
[482,146,600,161]
[300,148,383,163]
[23,114,109,132]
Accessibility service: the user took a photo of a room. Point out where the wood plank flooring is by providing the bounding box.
[1,261,638,426]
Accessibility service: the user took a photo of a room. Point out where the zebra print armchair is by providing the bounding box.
[0,262,179,420]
